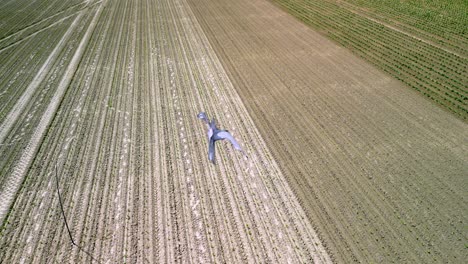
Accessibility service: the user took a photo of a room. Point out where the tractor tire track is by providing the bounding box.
[0,0,104,228]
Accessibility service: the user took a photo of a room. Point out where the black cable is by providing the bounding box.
[54,165,101,263]
[55,165,76,246]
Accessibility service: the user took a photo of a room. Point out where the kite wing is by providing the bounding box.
[208,138,216,164]
[197,112,209,124]
[216,131,243,152]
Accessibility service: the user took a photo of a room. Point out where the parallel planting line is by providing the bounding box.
[186,0,468,262]
[0,0,104,225]
[336,2,466,59]
[271,0,467,119]
[0,1,90,49]
[173,0,331,261]
[0,21,71,125]
[2,0,332,262]
[0,13,82,145]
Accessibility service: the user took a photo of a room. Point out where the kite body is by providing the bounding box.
[197,112,244,164]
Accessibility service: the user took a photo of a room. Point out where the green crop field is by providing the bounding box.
[271,0,468,119]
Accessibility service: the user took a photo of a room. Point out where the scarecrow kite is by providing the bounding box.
[197,112,244,164]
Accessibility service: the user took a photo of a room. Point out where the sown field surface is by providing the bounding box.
[186,0,468,262]
[0,0,330,263]
[270,0,467,119]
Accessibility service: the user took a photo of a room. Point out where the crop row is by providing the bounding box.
[186,0,468,263]
[0,0,104,260]
[0,5,97,198]
[0,0,130,261]
[0,18,72,126]
[271,0,467,119]
[335,2,466,57]
[154,0,330,262]
[279,0,467,93]
[343,0,468,52]
[0,0,330,262]
[0,0,85,39]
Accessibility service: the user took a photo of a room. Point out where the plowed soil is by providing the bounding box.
[186,0,468,262]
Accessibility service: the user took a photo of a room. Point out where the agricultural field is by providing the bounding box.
[0,0,466,263]
[0,0,330,263]
[186,0,467,262]
[270,0,468,119]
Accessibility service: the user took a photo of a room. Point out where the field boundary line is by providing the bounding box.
[0,1,105,225]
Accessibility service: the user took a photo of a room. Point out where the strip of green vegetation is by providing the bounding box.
[346,0,467,37]
[270,0,467,120]
[342,0,468,55]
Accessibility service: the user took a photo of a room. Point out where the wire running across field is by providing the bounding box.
[54,165,101,264]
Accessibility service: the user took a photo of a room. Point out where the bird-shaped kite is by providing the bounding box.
[197,112,244,164]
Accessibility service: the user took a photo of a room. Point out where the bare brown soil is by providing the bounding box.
[186,0,468,262]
